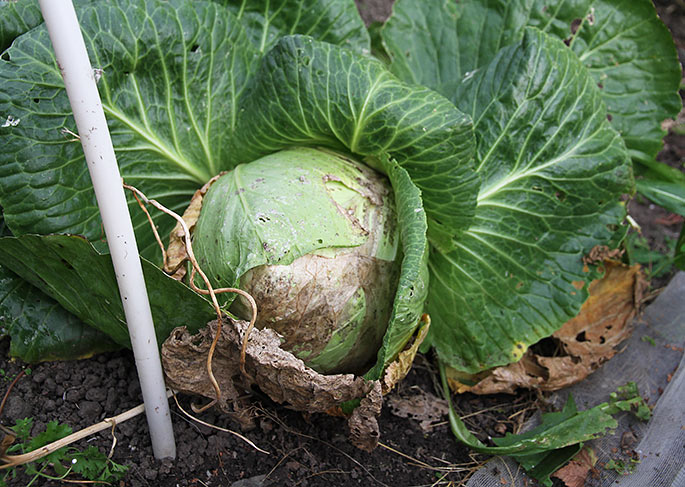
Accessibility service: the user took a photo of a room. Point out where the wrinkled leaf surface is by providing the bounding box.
[428,29,632,372]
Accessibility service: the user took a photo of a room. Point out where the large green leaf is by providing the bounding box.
[379,0,586,95]
[365,156,429,380]
[221,0,369,54]
[567,0,681,163]
[0,0,259,259]
[428,29,632,373]
[229,35,479,240]
[0,265,119,362]
[0,235,215,350]
[0,0,43,53]
[380,0,681,163]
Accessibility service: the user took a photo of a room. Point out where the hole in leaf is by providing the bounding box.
[555,191,566,201]
[530,336,563,357]
[190,44,199,53]
[570,18,582,35]
[1,52,9,61]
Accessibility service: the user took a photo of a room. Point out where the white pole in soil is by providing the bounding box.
[38,0,176,460]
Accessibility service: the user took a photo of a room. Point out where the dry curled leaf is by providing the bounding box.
[381,315,430,395]
[449,261,645,394]
[164,174,223,280]
[162,319,382,448]
[348,381,382,451]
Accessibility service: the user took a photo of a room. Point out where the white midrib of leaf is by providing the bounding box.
[174,12,215,177]
[103,104,210,183]
[348,74,387,153]
[476,66,597,205]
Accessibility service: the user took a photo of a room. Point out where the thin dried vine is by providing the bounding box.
[122,183,258,412]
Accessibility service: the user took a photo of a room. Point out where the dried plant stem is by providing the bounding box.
[130,191,167,267]
[188,266,258,378]
[0,393,162,470]
[122,183,258,412]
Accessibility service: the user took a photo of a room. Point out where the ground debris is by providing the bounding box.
[386,389,448,432]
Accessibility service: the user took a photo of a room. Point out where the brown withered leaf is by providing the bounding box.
[381,315,430,395]
[449,261,645,394]
[552,447,597,487]
[348,381,382,451]
[582,245,624,265]
[164,173,223,280]
[386,390,448,433]
[162,318,382,448]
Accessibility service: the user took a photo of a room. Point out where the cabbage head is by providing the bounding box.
[193,147,402,374]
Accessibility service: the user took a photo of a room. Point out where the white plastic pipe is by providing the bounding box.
[38,0,176,460]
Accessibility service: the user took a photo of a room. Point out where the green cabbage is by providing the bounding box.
[193,147,401,374]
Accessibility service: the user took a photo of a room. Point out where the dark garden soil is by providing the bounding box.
[1,2,683,486]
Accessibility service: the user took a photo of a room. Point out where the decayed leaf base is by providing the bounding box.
[448,261,646,394]
[162,318,385,450]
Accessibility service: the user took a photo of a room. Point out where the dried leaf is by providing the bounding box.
[348,381,382,451]
[386,390,448,432]
[449,261,644,394]
[164,173,223,280]
[162,319,383,447]
[381,315,430,394]
[552,447,597,487]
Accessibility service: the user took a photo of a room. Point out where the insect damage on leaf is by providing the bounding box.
[448,261,645,394]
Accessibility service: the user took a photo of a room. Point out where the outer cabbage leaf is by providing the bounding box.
[428,29,632,373]
[0,235,215,350]
[220,0,369,54]
[567,0,681,163]
[0,0,259,258]
[0,0,43,52]
[229,35,478,241]
[365,156,429,380]
[0,265,120,362]
[380,0,680,163]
